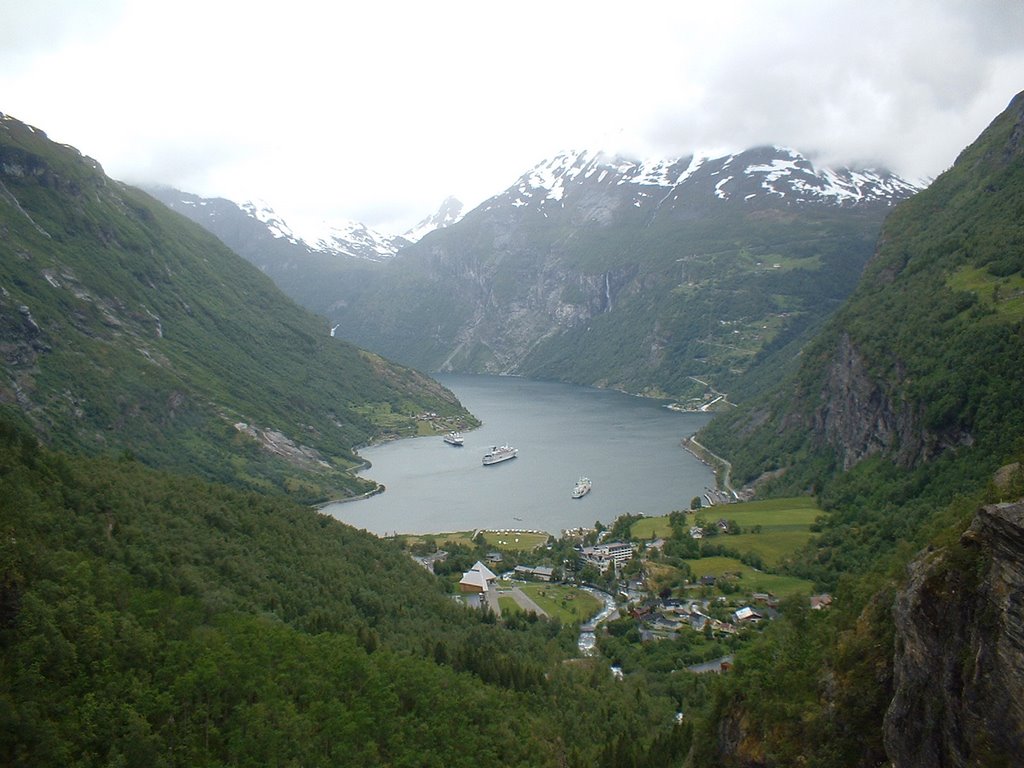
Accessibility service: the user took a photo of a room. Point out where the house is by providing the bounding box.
[646,538,666,552]
[458,561,498,594]
[733,606,762,623]
[513,565,554,581]
[689,526,704,539]
[810,593,833,610]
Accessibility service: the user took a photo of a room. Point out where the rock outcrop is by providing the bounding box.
[884,500,1024,766]
[812,332,973,471]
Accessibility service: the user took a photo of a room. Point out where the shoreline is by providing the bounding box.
[313,482,385,510]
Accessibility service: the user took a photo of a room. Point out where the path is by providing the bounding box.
[685,436,736,498]
[505,586,547,617]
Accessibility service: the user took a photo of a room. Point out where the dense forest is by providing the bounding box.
[0,414,699,766]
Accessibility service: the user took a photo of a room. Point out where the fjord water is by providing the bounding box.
[324,374,715,536]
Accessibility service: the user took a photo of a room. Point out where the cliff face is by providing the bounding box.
[885,500,1024,767]
[811,332,974,471]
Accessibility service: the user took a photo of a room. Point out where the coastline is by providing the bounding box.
[681,435,736,498]
[313,481,385,510]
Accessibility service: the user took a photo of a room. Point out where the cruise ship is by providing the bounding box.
[482,444,517,465]
[572,477,592,499]
[443,431,464,446]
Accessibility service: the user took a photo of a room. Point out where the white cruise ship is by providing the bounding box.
[482,444,517,465]
[572,477,592,499]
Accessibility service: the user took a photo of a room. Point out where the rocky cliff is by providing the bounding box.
[885,498,1024,767]
[810,331,975,471]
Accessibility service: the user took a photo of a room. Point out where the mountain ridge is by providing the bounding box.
[491,145,923,218]
[0,111,471,502]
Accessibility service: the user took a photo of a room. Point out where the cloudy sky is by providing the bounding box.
[2,0,1023,234]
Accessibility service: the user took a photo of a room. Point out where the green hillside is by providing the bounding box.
[0,113,472,502]
[683,91,1024,765]
[701,90,1024,496]
[0,416,693,766]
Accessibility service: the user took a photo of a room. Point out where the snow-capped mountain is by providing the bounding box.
[147,191,410,264]
[149,188,467,265]
[322,144,925,396]
[237,200,412,262]
[484,146,924,221]
[403,196,464,243]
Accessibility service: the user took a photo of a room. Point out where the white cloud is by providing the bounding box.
[2,0,1022,232]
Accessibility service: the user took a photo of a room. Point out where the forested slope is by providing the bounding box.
[0,112,469,503]
[684,91,1024,767]
[0,415,691,766]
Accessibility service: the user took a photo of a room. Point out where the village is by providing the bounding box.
[408,497,832,668]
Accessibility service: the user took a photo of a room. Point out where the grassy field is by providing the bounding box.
[482,530,550,550]
[684,556,814,598]
[400,531,479,549]
[948,265,1024,322]
[399,528,549,551]
[514,583,602,624]
[632,497,821,568]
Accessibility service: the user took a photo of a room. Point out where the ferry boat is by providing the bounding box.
[572,477,592,499]
[443,431,464,446]
[482,444,517,465]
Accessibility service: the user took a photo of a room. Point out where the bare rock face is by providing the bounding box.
[812,333,973,471]
[884,500,1024,766]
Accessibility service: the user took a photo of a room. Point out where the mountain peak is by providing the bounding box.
[403,196,464,243]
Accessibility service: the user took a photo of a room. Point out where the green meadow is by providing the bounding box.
[684,556,814,598]
[633,497,821,568]
[515,583,602,624]
[399,528,549,551]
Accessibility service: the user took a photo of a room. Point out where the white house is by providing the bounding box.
[459,561,498,594]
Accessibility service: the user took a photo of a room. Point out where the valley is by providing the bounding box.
[2,86,1023,767]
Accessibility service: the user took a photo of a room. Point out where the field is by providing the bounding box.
[399,528,549,551]
[948,265,1024,321]
[632,497,821,568]
[513,583,602,624]
[399,530,479,549]
[481,529,550,550]
[683,556,814,598]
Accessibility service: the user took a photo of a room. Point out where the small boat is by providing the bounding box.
[482,444,517,465]
[572,477,592,499]
[443,431,464,446]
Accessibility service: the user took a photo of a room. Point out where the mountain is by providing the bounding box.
[493,145,920,213]
[308,146,922,404]
[701,92,1024,492]
[0,112,472,502]
[403,195,465,242]
[691,91,1024,767]
[147,188,410,263]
